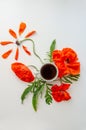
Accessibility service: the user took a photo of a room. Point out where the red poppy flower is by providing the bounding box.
[11,62,35,82]
[52,48,80,78]
[0,22,36,60]
[51,84,71,102]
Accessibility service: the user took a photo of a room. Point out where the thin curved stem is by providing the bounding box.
[20,38,44,64]
[28,65,39,72]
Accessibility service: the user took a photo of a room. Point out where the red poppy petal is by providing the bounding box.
[52,92,62,102]
[63,91,71,101]
[25,31,36,38]
[2,49,12,59]
[61,84,70,91]
[15,47,19,60]
[9,29,17,39]
[51,83,71,102]
[0,41,13,45]
[11,62,35,82]
[19,22,26,35]
[67,62,80,75]
[22,45,31,55]
[52,50,62,60]
[62,48,78,62]
[51,85,59,92]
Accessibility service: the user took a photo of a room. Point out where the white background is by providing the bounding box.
[0,0,86,130]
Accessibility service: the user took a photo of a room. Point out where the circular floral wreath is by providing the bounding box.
[0,22,80,111]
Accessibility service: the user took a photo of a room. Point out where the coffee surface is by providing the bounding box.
[40,64,57,80]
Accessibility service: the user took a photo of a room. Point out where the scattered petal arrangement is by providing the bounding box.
[0,22,80,111]
[1,22,36,60]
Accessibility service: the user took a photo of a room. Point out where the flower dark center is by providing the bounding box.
[15,40,20,46]
[65,58,70,63]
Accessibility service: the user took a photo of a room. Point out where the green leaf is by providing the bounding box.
[70,74,80,79]
[21,85,33,103]
[62,76,72,84]
[32,84,45,111]
[45,87,52,105]
[63,74,80,83]
[70,74,80,77]
[45,94,52,105]
[32,93,38,111]
[50,39,56,53]
[62,74,80,84]
[67,75,78,81]
[45,39,56,62]
[48,39,56,62]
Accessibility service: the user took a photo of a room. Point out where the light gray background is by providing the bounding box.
[0,0,86,130]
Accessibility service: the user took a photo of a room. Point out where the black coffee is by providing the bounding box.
[40,63,57,80]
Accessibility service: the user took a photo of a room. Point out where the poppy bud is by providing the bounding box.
[11,62,34,82]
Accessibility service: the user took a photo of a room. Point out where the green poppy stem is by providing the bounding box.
[20,38,44,64]
[28,65,39,72]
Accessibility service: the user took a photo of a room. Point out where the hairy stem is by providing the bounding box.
[20,38,44,64]
[28,65,39,72]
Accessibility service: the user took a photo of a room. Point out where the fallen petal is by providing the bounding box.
[19,22,26,35]
[9,29,17,39]
[2,49,12,59]
[15,47,19,60]
[0,41,13,45]
[22,45,31,55]
[25,31,36,38]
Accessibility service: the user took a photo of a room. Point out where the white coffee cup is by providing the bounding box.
[40,63,58,82]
